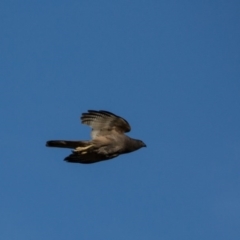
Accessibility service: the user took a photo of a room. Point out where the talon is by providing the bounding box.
[74,145,93,153]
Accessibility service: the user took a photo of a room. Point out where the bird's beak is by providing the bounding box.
[143,143,147,147]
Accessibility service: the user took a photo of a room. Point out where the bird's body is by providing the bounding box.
[46,110,146,164]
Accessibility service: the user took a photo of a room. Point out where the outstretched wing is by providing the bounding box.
[81,110,131,138]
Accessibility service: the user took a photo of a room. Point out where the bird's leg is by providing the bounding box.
[73,144,93,153]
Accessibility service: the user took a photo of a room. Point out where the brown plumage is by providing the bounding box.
[46,110,146,164]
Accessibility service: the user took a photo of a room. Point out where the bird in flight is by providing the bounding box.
[46,110,146,164]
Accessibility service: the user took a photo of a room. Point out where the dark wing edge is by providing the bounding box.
[80,110,131,133]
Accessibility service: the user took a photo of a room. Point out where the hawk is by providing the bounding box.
[46,110,146,164]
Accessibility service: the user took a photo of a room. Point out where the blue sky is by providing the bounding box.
[1,1,240,239]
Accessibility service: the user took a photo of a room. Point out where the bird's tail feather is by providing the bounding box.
[46,140,89,149]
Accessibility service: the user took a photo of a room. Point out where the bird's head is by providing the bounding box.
[136,139,147,148]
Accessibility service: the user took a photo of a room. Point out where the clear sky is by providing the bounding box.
[1,1,240,239]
